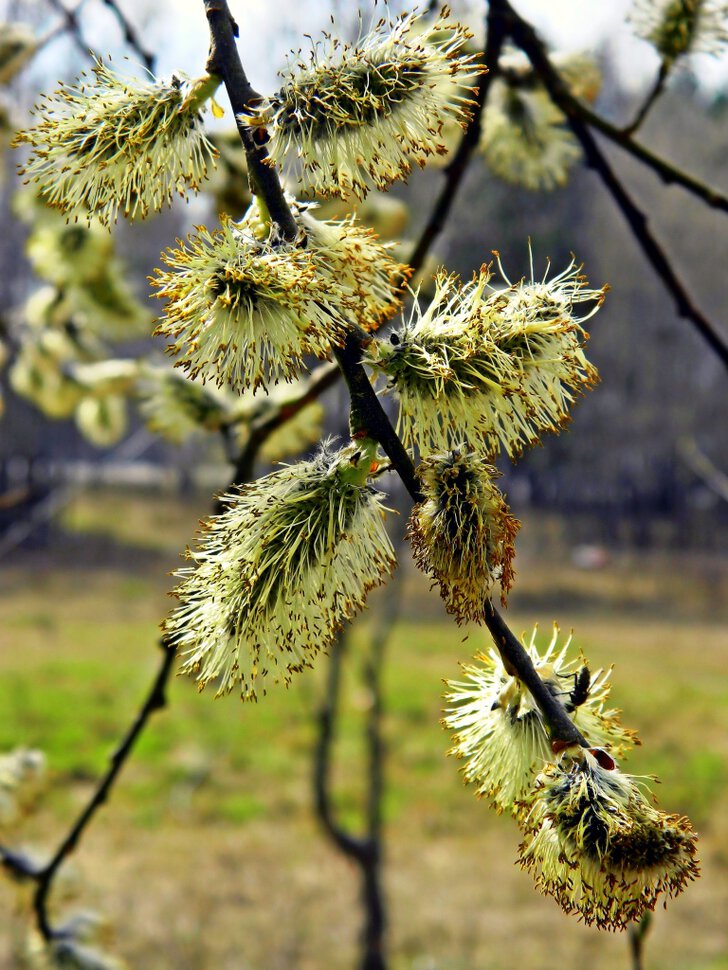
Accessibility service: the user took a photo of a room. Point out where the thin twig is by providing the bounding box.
[407,5,504,277]
[98,0,155,72]
[623,59,671,136]
[628,912,652,970]
[524,36,728,213]
[498,0,728,370]
[314,633,368,859]
[678,436,728,503]
[45,0,97,61]
[224,362,339,490]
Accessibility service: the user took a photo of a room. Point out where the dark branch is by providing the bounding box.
[572,92,728,214]
[497,0,728,369]
[215,361,340,501]
[203,0,298,240]
[314,634,370,860]
[623,60,671,136]
[45,0,97,61]
[501,11,728,215]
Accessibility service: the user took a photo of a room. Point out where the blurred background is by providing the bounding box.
[1,1,727,968]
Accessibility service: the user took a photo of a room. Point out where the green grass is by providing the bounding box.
[1,490,727,969]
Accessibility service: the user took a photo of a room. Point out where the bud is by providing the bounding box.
[152,216,350,393]
[369,257,602,458]
[481,82,581,191]
[75,395,128,448]
[14,61,219,225]
[631,0,728,62]
[443,626,637,816]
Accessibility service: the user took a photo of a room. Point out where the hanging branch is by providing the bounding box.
[314,632,387,970]
[505,25,728,215]
[202,0,589,752]
[564,87,728,214]
[1,348,338,939]
[495,0,728,370]
[313,527,404,970]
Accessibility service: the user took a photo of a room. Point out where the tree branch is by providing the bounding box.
[203,0,589,755]
[314,634,369,859]
[623,60,671,136]
[217,361,340,498]
[1,638,176,940]
[497,0,728,370]
[506,22,728,215]
[203,0,298,240]
[407,4,505,277]
[44,0,97,62]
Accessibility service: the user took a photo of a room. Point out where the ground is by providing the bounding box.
[0,490,726,969]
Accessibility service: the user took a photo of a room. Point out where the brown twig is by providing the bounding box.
[222,361,339,492]
[496,0,728,370]
[517,34,728,214]
[623,59,671,136]
[628,912,652,970]
[203,0,298,240]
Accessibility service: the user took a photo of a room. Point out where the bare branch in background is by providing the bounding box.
[44,0,96,61]
[1,638,176,940]
[495,0,728,369]
[623,59,672,135]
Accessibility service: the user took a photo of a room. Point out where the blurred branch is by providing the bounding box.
[221,361,339,493]
[628,912,652,970]
[623,60,671,136]
[497,0,728,370]
[678,436,728,503]
[518,38,728,214]
[97,0,155,72]
[407,4,505,277]
[1,638,176,941]
[44,0,97,61]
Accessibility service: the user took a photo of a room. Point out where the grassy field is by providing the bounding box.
[0,490,727,969]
